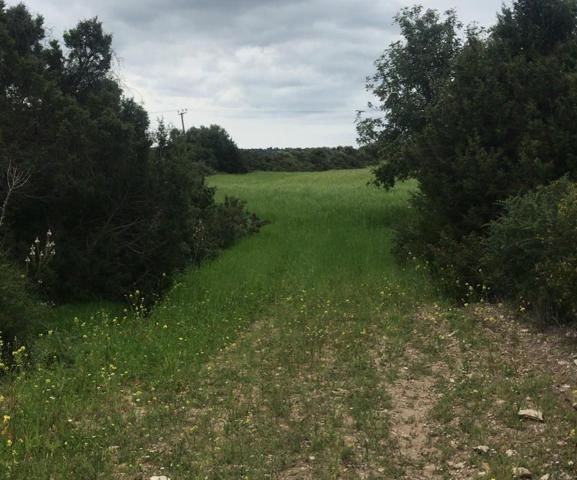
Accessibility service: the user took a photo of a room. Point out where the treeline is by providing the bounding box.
[240,146,376,172]
[0,3,259,341]
[151,126,376,174]
[360,0,577,322]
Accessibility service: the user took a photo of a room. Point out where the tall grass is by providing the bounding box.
[0,169,432,478]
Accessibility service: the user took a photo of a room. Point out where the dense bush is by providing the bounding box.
[0,4,260,302]
[362,0,577,312]
[483,178,577,321]
[0,248,42,341]
[202,196,265,255]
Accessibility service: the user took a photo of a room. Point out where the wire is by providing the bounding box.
[147,107,378,115]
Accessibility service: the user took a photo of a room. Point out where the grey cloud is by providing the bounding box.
[16,0,505,147]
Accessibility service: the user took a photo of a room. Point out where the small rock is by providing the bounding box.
[539,475,550,480]
[424,464,437,474]
[506,449,517,457]
[574,359,577,367]
[150,477,170,480]
[473,445,491,454]
[513,467,532,479]
[518,408,544,422]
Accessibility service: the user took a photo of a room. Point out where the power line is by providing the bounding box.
[149,106,378,115]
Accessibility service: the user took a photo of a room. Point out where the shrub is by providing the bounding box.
[192,196,265,263]
[394,194,486,301]
[482,178,577,322]
[0,248,42,341]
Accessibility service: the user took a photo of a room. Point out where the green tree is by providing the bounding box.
[62,17,113,95]
[363,1,577,298]
[0,4,218,299]
[183,124,245,173]
[414,0,577,236]
[356,6,462,187]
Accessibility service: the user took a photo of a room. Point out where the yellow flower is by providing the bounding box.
[3,415,10,424]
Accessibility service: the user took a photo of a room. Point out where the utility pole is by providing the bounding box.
[177,108,188,134]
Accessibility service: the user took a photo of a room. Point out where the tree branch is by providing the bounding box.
[0,160,31,229]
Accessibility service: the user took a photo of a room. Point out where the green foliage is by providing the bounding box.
[204,196,264,251]
[0,4,258,300]
[483,178,577,321]
[0,248,41,341]
[172,124,245,173]
[357,6,462,187]
[367,1,577,313]
[62,17,113,95]
[241,146,376,172]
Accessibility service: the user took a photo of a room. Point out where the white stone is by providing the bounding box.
[518,408,544,422]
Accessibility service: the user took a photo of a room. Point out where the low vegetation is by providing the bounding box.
[482,178,577,321]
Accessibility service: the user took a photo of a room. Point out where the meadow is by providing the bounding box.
[0,169,575,479]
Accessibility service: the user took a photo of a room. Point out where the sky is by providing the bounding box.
[16,0,506,148]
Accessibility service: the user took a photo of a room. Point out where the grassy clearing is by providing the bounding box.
[1,169,576,479]
[0,169,435,478]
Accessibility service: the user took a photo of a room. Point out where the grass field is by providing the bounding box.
[0,169,575,479]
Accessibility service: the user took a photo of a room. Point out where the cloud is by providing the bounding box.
[14,0,505,147]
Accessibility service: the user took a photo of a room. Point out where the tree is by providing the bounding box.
[0,3,260,303]
[62,17,113,95]
[371,0,577,294]
[356,6,461,187]
[0,4,210,298]
[414,0,577,235]
[182,124,245,173]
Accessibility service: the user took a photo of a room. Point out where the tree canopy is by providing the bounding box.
[0,3,256,300]
[360,0,577,294]
[356,6,462,188]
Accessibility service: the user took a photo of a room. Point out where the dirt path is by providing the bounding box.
[122,303,577,480]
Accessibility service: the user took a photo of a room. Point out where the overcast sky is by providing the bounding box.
[16,0,506,147]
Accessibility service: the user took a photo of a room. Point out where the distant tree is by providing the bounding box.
[240,146,376,172]
[357,6,462,188]
[184,125,245,173]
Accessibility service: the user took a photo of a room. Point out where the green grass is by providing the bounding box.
[0,169,434,478]
[2,169,573,479]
